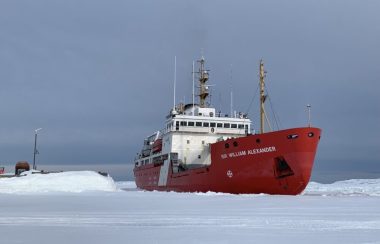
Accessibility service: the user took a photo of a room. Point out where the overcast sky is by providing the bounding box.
[0,0,379,179]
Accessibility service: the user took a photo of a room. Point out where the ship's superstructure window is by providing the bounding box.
[224,123,230,128]
[238,124,244,129]
[231,124,237,128]
[217,123,223,128]
[210,122,216,127]
[188,121,195,126]
[187,140,190,144]
[176,121,179,131]
[203,122,209,127]
[196,122,202,127]
[180,121,187,126]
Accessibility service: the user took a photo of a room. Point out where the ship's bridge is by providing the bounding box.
[163,104,251,136]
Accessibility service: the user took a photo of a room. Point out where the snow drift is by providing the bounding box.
[0,171,117,194]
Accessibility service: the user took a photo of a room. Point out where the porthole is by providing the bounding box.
[233,141,238,147]
[256,138,261,143]
[225,143,230,149]
[308,132,314,137]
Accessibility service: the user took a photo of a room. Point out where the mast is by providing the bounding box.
[192,61,195,115]
[259,59,266,134]
[230,64,233,117]
[173,56,177,111]
[307,104,311,127]
[198,56,209,108]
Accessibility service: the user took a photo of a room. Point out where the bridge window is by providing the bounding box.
[231,124,237,128]
[224,123,230,128]
[196,122,202,127]
[210,122,216,127]
[188,121,194,126]
[203,122,209,127]
[238,124,244,129]
[180,121,187,126]
[217,123,223,128]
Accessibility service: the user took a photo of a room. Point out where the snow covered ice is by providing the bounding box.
[0,171,117,193]
[0,172,379,244]
[305,179,380,197]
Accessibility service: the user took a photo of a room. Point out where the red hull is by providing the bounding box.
[134,127,321,195]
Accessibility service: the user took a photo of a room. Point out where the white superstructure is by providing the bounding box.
[134,57,253,171]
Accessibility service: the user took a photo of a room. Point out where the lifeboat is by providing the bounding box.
[152,139,163,154]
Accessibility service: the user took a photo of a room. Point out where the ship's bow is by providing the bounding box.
[210,127,321,195]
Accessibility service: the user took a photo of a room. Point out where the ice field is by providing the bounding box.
[0,171,379,244]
